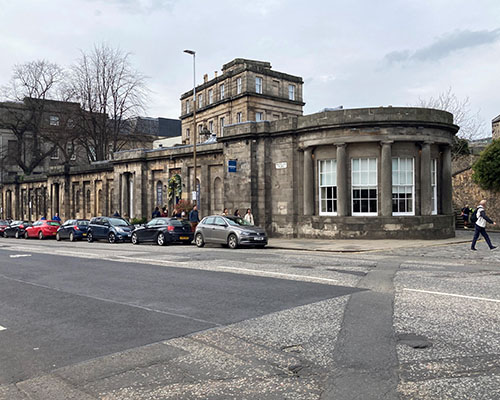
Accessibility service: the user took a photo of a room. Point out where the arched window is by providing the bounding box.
[86,189,91,214]
[156,181,163,206]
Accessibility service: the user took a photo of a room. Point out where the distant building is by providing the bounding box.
[179,58,304,144]
[493,114,500,140]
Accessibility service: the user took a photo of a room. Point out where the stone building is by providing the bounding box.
[0,59,459,239]
[180,59,304,144]
[493,114,500,140]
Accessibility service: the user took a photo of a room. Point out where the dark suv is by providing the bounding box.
[87,216,133,243]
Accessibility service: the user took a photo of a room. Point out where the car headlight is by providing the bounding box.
[116,228,125,233]
[241,231,251,236]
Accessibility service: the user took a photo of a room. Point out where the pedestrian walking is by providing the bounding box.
[244,208,254,225]
[189,205,200,231]
[152,206,161,218]
[471,199,497,251]
[461,204,472,229]
[222,208,229,216]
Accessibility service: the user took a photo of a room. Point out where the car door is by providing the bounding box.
[213,217,229,243]
[61,220,72,238]
[199,217,215,243]
[141,219,158,241]
[92,218,104,239]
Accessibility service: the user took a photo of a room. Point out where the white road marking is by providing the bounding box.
[9,254,31,258]
[216,266,339,283]
[0,325,6,331]
[403,288,500,303]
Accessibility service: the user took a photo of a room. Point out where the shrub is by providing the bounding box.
[472,139,500,191]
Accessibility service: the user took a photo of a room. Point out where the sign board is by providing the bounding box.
[228,159,237,173]
[191,191,197,201]
[275,162,287,169]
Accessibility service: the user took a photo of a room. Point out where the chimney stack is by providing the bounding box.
[203,73,208,83]
[214,71,218,78]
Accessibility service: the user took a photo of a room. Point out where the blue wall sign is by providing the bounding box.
[228,159,237,173]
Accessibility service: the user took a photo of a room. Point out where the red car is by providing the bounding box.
[0,220,9,235]
[25,220,61,239]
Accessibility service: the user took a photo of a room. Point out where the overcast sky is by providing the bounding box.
[1,0,499,137]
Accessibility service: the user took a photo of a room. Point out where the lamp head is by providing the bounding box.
[184,49,195,55]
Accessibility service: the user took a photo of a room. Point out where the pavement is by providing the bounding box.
[267,229,477,252]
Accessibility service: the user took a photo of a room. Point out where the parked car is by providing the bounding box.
[194,215,267,249]
[0,220,10,235]
[131,217,193,246]
[56,219,90,241]
[25,220,61,239]
[87,216,133,243]
[3,220,32,238]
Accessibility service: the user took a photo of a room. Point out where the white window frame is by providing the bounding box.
[49,115,59,126]
[351,158,378,216]
[255,77,263,94]
[186,100,190,114]
[236,77,242,94]
[198,94,203,108]
[67,143,77,161]
[256,112,263,122]
[236,112,242,123]
[288,84,296,101]
[318,159,337,215]
[220,84,225,100]
[208,89,213,104]
[208,120,213,132]
[392,157,415,216]
[431,158,438,215]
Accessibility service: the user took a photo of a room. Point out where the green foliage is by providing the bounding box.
[167,174,182,201]
[472,139,500,191]
[130,217,147,225]
[175,199,193,214]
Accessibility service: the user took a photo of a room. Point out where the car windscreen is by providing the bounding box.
[109,218,131,227]
[47,222,61,226]
[226,217,251,226]
[0,220,8,225]
[77,221,89,226]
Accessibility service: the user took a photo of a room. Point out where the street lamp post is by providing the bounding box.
[184,49,197,205]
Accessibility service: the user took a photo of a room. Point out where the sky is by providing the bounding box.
[1,0,499,137]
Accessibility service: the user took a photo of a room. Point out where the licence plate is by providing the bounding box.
[180,236,189,240]
[82,233,87,236]
[255,237,264,241]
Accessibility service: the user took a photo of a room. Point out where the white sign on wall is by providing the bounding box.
[275,162,287,169]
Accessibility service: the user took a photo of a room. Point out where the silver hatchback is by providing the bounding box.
[194,215,268,249]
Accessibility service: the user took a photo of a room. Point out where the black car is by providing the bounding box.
[131,217,193,246]
[87,216,133,243]
[56,219,90,241]
[3,220,32,238]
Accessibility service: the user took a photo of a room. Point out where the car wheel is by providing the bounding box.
[108,232,116,244]
[156,232,166,246]
[87,232,94,242]
[56,232,61,241]
[132,233,139,245]
[24,231,29,239]
[69,232,75,242]
[195,233,205,248]
[38,231,44,240]
[227,233,238,249]
[15,230,20,239]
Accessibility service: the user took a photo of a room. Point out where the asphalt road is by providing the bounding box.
[0,237,498,399]
[0,246,358,385]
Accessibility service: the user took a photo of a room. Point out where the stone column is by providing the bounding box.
[121,173,129,218]
[380,141,393,217]
[336,143,348,216]
[303,147,314,215]
[420,142,432,215]
[441,145,453,214]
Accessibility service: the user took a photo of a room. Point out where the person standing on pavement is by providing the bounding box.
[222,208,229,216]
[471,199,497,251]
[461,204,472,229]
[152,207,161,218]
[52,213,61,222]
[189,205,200,231]
[244,208,254,225]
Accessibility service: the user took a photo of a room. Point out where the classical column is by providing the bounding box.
[121,173,129,217]
[303,147,314,215]
[441,145,453,214]
[380,141,393,217]
[420,142,432,215]
[336,143,348,216]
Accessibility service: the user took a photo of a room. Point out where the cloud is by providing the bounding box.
[385,28,500,64]
[86,0,177,13]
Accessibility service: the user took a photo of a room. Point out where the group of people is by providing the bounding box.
[462,200,497,251]
[222,208,254,225]
[151,205,200,231]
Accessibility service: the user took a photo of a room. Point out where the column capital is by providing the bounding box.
[334,142,347,148]
[380,140,394,146]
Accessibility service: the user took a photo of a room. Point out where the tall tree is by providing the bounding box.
[70,43,149,161]
[0,61,66,175]
[417,88,486,158]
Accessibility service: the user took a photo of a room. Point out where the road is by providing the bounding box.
[0,237,499,399]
